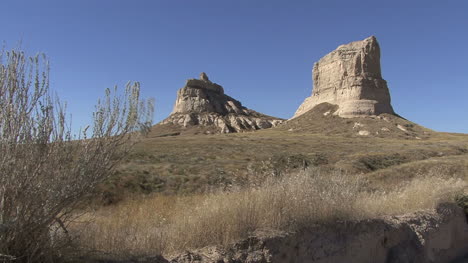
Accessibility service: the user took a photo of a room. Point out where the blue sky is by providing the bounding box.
[1,0,467,133]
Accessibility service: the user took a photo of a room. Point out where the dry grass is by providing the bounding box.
[364,155,468,189]
[73,196,172,257]
[71,168,467,259]
[100,116,468,202]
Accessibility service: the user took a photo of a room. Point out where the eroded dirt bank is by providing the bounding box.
[166,203,468,263]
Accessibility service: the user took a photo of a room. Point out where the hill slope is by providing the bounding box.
[98,115,468,203]
[281,103,432,139]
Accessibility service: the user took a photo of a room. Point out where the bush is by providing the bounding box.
[358,153,407,171]
[0,48,153,262]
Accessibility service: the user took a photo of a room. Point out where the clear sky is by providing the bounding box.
[1,0,467,133]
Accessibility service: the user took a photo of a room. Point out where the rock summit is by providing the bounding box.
[294,36,395,118]
[160,73,283,133]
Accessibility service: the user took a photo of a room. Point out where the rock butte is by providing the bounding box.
[294,36,395,118]
[161,73,284,133]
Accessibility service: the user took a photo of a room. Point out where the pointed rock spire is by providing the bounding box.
[199,72,209,82]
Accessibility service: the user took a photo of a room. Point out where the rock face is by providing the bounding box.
[169,203,468,263]
[161,73,283,133]
[294,36,395,118]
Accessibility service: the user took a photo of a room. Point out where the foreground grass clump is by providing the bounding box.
[73,169,466,258]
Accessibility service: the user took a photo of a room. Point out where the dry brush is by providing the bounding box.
[0,48,153,262]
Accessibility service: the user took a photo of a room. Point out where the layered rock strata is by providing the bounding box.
[294,36,395,118]
[161,73,283,133]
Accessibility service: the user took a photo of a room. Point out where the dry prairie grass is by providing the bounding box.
[72,168,467,259]
[102,121,468,202]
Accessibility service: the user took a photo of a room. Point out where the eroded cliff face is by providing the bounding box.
[160,73,283,133]
[169,203,468,263]
[294,36,395,118]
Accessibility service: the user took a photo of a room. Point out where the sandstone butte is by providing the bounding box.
[160,72,284,133]
[294,36,395,118]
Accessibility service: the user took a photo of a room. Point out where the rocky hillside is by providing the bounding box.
[154,73,284,135]
[281,103,431,140]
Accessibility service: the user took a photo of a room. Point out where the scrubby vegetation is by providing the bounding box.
[72,168,466,260]
[0,48,153,262]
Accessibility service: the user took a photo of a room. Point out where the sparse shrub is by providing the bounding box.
[456,194,468,219]
[271,153,311,171]
[309,153,329,166]
[0,48,153,262]
[358,153,407,171]
[244,153,311,186]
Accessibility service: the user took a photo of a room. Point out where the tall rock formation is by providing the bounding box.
[294,36,395,118]
[160,73,283,133]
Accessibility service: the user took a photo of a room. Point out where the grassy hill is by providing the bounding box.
[98,104,468,204]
